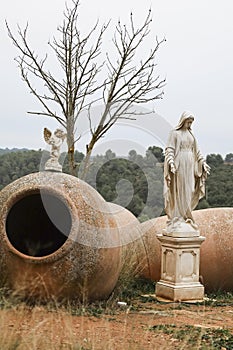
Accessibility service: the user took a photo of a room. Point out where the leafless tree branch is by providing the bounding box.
[6,2,165,178]
[81,10,165,179]
[6,0,107,174]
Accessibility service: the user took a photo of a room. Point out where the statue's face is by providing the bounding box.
[183,118,193,130]
[49,135,56,145]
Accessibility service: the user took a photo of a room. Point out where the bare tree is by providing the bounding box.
[6,0,107,175]
[6,0,165,178]
[80,10,166,178]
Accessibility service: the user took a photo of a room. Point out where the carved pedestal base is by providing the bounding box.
[44,158,62,172]
[155,232,205,302]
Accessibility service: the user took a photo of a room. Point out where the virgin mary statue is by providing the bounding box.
[164,111,210,231]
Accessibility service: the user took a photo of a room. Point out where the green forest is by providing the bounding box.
[0,147,232,221]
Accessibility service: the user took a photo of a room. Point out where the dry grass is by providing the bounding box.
[0,283,233,349]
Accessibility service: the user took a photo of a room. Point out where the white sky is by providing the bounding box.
[1,0,233,157]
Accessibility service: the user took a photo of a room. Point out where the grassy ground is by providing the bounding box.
[0,279,233,349]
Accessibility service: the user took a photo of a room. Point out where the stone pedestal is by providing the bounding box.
[44,158,62,172]
[156,230,205,302]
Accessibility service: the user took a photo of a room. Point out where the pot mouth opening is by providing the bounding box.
[5,191,72,258]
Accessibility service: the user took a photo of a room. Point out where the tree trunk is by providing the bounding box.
[68,145,76,176]
[79,141,95,180]
[66,119,76,176]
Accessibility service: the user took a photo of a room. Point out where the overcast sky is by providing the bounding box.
[1,0,232,157]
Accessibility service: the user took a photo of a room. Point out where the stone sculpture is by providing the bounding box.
[156,111,210,301]
[44,128,66,172]
[164,111,210,233]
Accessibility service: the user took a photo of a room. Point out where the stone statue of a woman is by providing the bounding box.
[164,111,210,232]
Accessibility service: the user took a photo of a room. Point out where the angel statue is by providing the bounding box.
[44,128,67,172]
[164,111,210,234]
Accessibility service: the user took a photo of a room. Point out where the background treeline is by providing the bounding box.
[0,147,232,221]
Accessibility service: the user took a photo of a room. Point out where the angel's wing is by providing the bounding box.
[44,128,52,143]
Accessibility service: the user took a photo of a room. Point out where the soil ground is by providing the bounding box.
[1,294,233,349]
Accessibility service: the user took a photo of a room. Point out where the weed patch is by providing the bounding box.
[149,324,233,349]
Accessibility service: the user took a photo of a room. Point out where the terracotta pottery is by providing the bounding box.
[139,208,233,292]
[195,208,233,292]
[108,203,152,277]
[0,172,121,301]
[0,172,232,299]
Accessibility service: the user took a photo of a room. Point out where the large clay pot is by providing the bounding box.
[139,208,233,292]
[1,172,232,299]
[108,203,152,278]
[0,172,121,301]
[195,208,233,291]
[138,219,162,281]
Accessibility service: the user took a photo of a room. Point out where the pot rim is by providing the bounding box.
[1,186,79,264]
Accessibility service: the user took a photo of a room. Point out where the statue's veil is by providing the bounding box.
[175,111,194,130]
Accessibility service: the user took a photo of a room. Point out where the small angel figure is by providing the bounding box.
[44,128,67,172]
